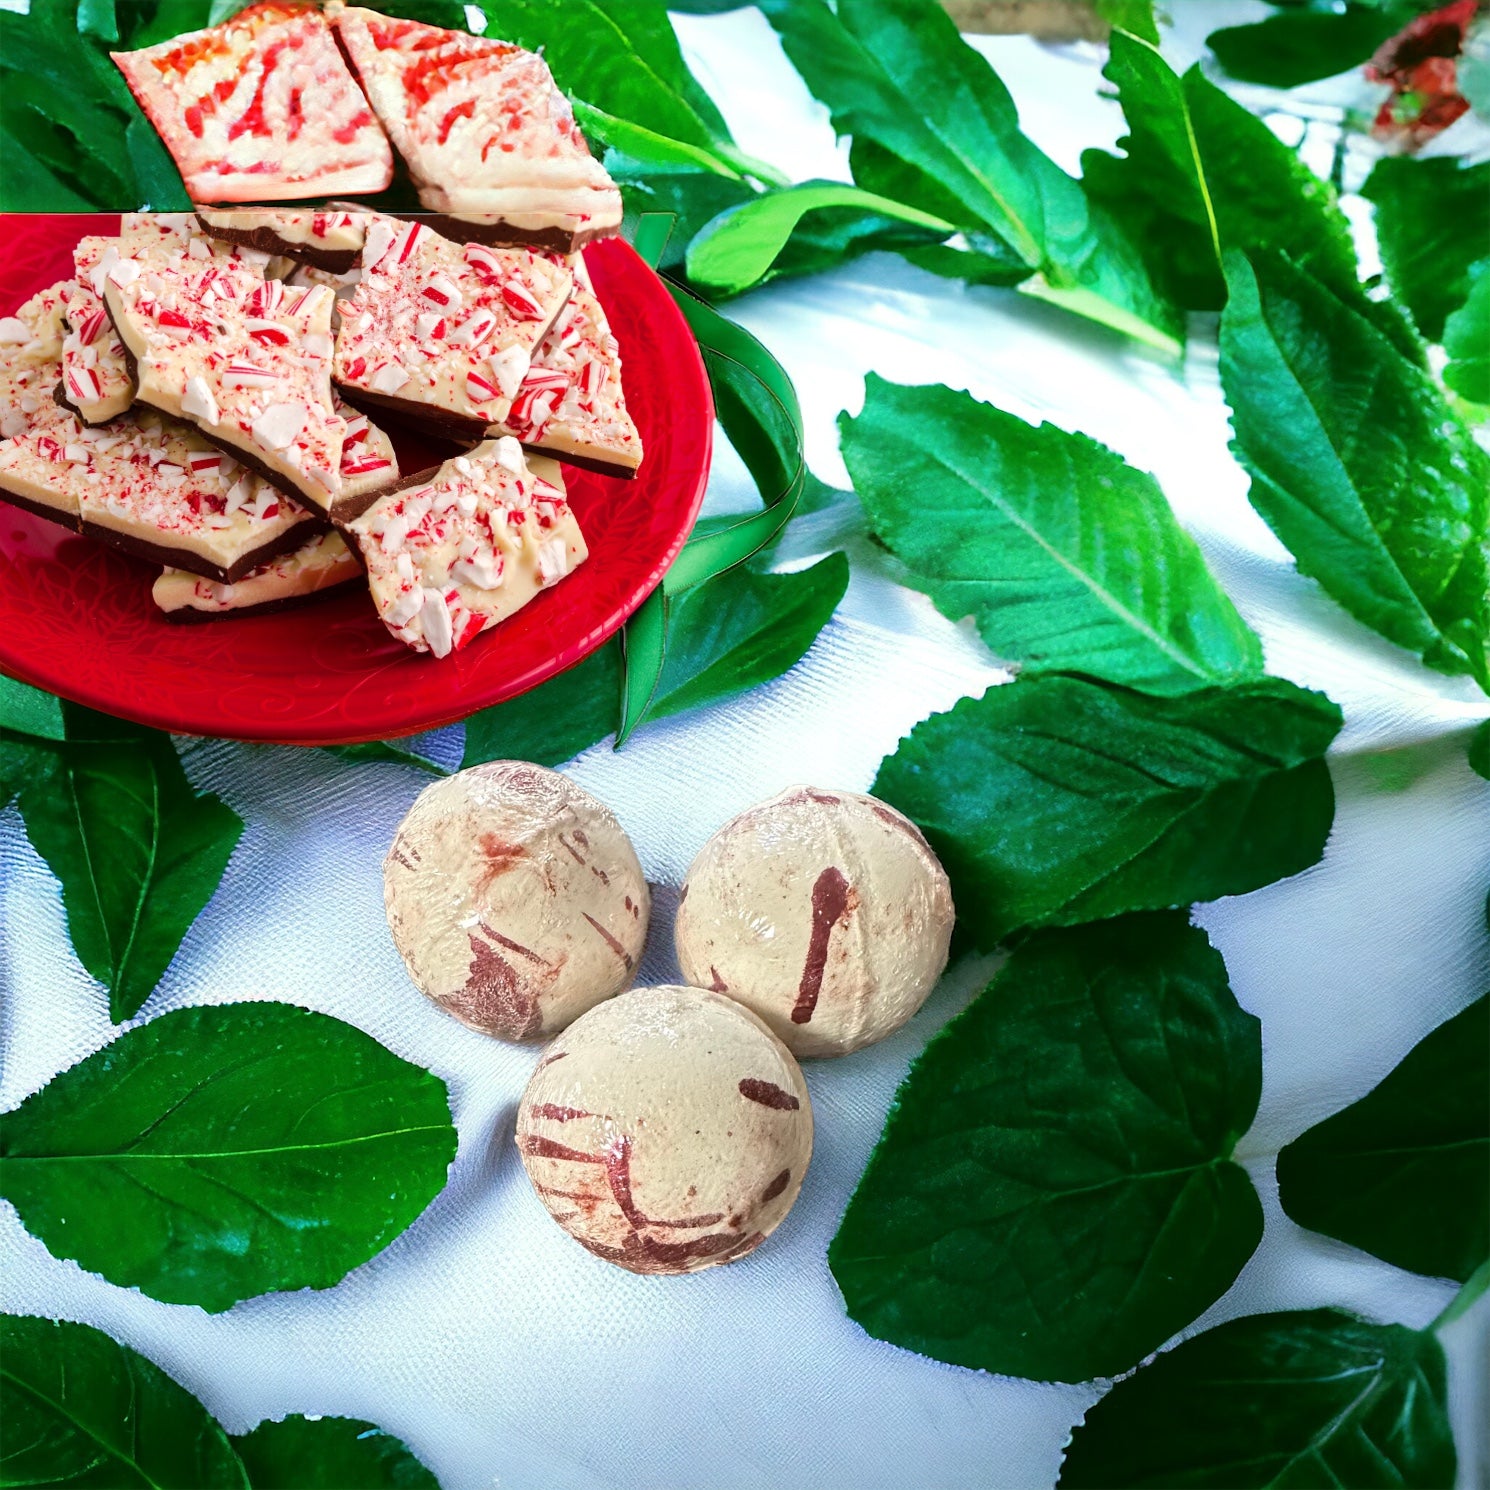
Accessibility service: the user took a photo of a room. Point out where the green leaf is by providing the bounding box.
[1220,250,1490,692]
[231,1416,438,1489]
[121,0,214,49]
[1207,5,1414,88]
[126,111,191,210]
[1364,156,1490,343]
[840,376,1263,694]
[1059,1309,1456,1488]
[873,672,1341,950]
[0,1314,248,1489]
[1444,256,1490,407]
[897,239,1032,288]
[759,0,1179,349]
[618,166,758,273]
[1082,32,1365,318]
[0,736,56,808]
[464,640,622,768]
[322,741,450,775]
[1093,0,1157,44]
[1471,720,1490,781]
[576,101,742,179]
[1277,995,1488,1284]
[466,551,848,765]
[830,912,1263,1382]
[17,730,244,1022]
[0,121,98,209]
[0,674,65,740]
[78,0,121,43]
[474,0,733,154]
[686,181,955,295]
[0,1002,457,1312]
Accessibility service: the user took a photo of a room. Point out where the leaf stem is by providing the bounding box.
[1431,1256,1490,1333]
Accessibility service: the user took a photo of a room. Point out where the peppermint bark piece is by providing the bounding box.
[1,406,321,581]
[197,207,368,273]
[105,255,349,511]
[328,5,622,252]
[64,216,292,426]
[1,279,75,440]
[345,438,586,658]
[491,254,643,477]
[111,2,392,204]
[333,217,572,438]
[154,528,360,618]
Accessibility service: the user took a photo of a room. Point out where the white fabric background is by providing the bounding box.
[3,10,1489,1489]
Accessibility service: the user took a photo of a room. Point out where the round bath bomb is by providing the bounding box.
[384,761,649,1041]
[516,985,813,1274]
[675,786,954,1057]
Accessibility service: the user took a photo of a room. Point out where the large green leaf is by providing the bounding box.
[1277,995,1488,1284]
[322,740,449,775]
[0,1003,458,1312]
[231,1416,438,1489]
[686,181,955,295]
[873,673,1341,950]
[0,1314,248,1489]
[1220,250,1490,692]
[758,0,1179,348]
[0,674,65,740]
[1444,257,1490,407]
[464,551,848,766]
[1059,1309,1456,1488]
[830,912,1263,1382]
[1364,156,1490,343]
[17,726,244,1022]
[1082,31,1366,320]
[840,376,1263,694]
[1207,5,1417,88]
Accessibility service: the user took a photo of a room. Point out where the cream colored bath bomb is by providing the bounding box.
[516,985,813,1274]
[675,787,954,1057]
[384,761,649,1041]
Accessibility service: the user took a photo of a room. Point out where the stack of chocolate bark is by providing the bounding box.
[0,2,644,659]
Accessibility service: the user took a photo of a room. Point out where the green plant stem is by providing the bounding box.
[1432,1257,1490,1333]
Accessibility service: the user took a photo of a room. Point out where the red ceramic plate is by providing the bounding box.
[0,214,712,744]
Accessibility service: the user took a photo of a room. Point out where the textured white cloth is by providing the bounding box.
[3,13,1489,1490]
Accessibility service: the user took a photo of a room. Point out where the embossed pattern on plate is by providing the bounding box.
[0,214,712,744]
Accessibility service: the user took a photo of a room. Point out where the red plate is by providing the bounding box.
[0,214,711,744]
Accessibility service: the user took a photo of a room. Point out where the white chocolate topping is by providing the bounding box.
[333,216,572,428]
[197,207,369,256]
[345,437,585,658]
[329,5,621,237]
[0,279,75,446]
[490,253,642,472]
[110,3,392,203]
[105,253,349,509]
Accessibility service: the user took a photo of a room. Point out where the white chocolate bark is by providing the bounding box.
[328,5,622,244]
[287,263,361,326]
[110,3,392,203]
[154,527,359,614]
[384,761,651,1040]
[516,986,813,1274]
[65,217,290,426]
[345,437,586,658]
[0,398,318,578]
[333,217,572,430]
[197,207,368,259]
[0,279,75,444]
[106,254,349,510]
[491,254,642,475]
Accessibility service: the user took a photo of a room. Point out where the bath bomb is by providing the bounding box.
[384,761,649,1040]
[516,985,813,1274]
[675,787,954,1057]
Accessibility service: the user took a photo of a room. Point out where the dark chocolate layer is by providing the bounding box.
[413,212,618,255]
[81,509,327,585]
[0,484,81,532]
[194,213,360,274]
[518,440,639,481]
[333,383,490,444]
